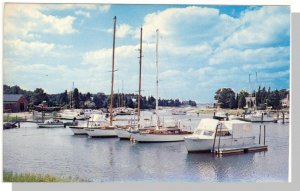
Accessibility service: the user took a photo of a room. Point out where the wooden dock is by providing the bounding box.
[213,144,268,155]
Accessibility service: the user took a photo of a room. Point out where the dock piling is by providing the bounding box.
[264,125,266,145]
[212,124,219,152]
[259,125,261,144]
[217,124,222,153]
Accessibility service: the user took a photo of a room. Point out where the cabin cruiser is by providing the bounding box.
[69,114,107,135]
[57,109,87,120]
[184,119,255,152]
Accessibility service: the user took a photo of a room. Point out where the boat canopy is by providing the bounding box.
[89,114,107,122]
[222,120,253,138]
[196,118,219,131]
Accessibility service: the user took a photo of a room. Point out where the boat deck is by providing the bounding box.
[213,144,268,155]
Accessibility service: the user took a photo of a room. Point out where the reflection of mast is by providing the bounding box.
[109,16,117,127]
[155,29,159,129]
[138,27,143,122]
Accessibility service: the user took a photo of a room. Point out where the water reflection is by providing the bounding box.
[3,119,288,182]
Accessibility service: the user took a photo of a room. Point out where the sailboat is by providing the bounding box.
[115,27,144,139]
[131,29,192,143]
[86,16,118,138]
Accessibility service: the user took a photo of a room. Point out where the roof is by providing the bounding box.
[3,94,25,102]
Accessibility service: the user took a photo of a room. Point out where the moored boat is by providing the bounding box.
[37,119,65,128]
[184,119,256,152]
[130,29,192,143]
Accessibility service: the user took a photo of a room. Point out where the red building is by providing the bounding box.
[3,94,28,112]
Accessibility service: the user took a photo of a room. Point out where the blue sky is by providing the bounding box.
[3,4,290,103]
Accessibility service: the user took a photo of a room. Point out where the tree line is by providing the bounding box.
[214,86,289,110]
[3,85,197,110]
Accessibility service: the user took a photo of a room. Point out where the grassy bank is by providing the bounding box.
[3,171,81,182]
[3,115,26,122]
[190,108,245,115]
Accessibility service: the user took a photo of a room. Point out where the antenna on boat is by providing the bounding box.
[138,26,143,125]
[109,16,117,127]
[155,29,159,130]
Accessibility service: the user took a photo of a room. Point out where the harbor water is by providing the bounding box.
[3,112,289,182]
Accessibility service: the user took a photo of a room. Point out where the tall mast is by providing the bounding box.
[155,29,159,129]
[248,73,251,95]
[122,80,124,107]
[109,16,116,127]
[138,27,143,122]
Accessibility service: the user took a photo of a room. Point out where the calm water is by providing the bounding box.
[3,112,289,182]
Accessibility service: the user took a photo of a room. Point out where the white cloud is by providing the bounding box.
[98,4,111,12]
[4,39,55,56]
[4,39,74,58]
[75,10,90,18]
[209,47,289,68]
[107,24,136,38]
[4,4,77,39]
[221,6,290,49]
[140,6,239,46]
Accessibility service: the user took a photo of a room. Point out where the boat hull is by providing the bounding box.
[115,128,132,139]
[69,127,87,135]
[184,136,255,152]
[131,133,188,142]
[38,124,65,128]
[86,128,117,138]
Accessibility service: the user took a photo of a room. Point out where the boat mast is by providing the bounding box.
[109,16,116,127]
[138,27,143,123]
[155,29,159,129]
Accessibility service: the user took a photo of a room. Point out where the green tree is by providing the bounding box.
[32,88,49,106]
[214,88,236,108]
[267,90,281,109]
[59,90,69,106]
[73,88,80,109]
[238,90,249,109]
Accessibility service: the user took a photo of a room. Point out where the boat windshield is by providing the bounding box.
[193,129,215,136]
[203,130,214,136]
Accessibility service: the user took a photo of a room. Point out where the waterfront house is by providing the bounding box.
[3,94,28,112]
[281,92,290,109]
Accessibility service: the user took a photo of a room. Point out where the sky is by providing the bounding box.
[3,4,290,103]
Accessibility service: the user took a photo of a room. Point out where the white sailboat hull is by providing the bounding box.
[86,128,117,137]
[69,127,87,135]
[115,128,132,139]
[184,136,255,152]
[131,133,187,142]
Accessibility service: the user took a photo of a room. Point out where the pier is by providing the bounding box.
[213,145,268,155]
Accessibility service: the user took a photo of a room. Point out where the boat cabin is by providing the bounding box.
[193,119,253,138]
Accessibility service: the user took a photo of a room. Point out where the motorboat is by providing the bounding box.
[213,111,228,120]
[37,119,65,128]
[57,109,87,120]
[69,114,109,136]
[184,119,255,152]
[244,110,275,122]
